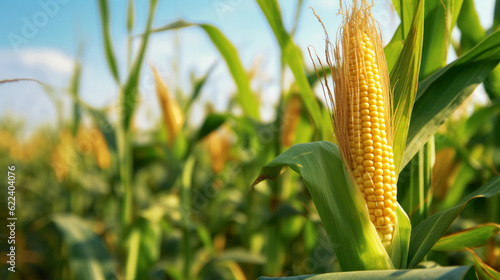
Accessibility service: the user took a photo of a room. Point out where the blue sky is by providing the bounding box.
[0,0,495,134]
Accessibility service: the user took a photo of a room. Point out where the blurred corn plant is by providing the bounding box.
[253,0,500,279]
[2,0,500,279]
[31,0,332,278]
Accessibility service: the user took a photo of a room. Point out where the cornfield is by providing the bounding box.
[1,0,500,279]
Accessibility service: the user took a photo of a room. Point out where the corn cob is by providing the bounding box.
[206,125,231,174]
[322,0,397,247]
[151,65,185,147]
[83,127,111,170]
[281,94,302,147]
[347,32,397,247]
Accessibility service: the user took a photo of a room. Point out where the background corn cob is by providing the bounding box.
[151,65,185,147]
[281,94,302,147]
[77,127,111,170]
[326,0,397,248]
[206,125,231,174]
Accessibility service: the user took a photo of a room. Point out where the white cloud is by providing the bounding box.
[18,48,74,74]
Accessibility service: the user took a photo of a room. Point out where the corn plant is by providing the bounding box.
[254,0,500,278]
[2,0,500,279]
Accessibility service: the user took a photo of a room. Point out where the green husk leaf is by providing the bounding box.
[253,141,393,271]
[391,203,412,269]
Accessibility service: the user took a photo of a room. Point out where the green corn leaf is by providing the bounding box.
[258,265,474,279]
[408,175,500,268]
[252,141,393,271]
[391,0,419,40]
[432,223,500,251]
[97,0,120,84]
[419,0,463,80]
[458,0,500,99]
[126,0,134,34]
[69,59,82,136]
[51,214,116,280]
[467,248,500,280]
[494,0,500,30]
[390,0,424,173]
[184,64,215,113]
[122,0,158,128]
[149,20,260,120]
[201,24,260,120]
[256,0,326,139]
[457,0,486,53]
[195,113,227,141]
[403,29,500,169]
